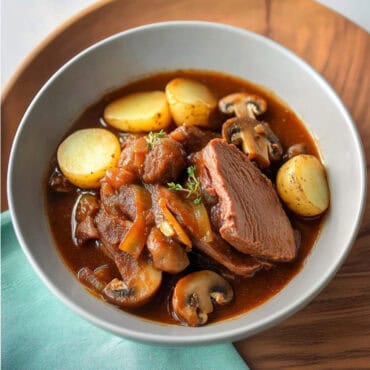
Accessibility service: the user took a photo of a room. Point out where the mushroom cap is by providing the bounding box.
[103,252,162,308]
[219,93,267,118]
[172,270,233,326]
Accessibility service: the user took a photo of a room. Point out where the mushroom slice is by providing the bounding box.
[172,270,233,326]
[219,93,267,119]
[254,122,283,161]
[103,252,162,308]
[222,117,283,168]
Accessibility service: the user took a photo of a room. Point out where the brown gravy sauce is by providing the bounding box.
[46,70,324,325]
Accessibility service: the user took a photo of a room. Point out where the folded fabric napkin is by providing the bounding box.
[1,211,248,370]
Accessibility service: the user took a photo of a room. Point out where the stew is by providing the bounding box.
[46,70,328,326]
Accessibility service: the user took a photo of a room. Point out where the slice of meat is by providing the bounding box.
[76,194,100,222]
[100,182,152,222]
[198,139,296,262]
[100,182,122,217]
[75,216,99,242]
[117,184,152,221]
[192,233,263,277]
[74,194,100,244]
[170,125,219,153]
[95,209,132,249]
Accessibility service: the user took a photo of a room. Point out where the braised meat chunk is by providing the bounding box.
[143,137,186,183]
[117,135,186,184]
[192,233,264,277]
[197,139,296,262]
[74,194,100,244]
[170,125,219,153]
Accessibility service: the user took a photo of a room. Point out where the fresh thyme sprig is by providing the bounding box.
[168,166,202,204]
[146,129,166,149]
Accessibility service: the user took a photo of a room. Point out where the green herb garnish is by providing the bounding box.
[168,166,202,204]
[146,129,166,149]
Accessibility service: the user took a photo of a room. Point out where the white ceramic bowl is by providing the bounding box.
[8,21,366,345]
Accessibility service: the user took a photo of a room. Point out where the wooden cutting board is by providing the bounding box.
[2,0,369,368]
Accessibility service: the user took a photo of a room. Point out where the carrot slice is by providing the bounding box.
[118,185,151,258]
[118,216,148,259]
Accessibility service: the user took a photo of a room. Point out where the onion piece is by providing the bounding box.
[160,187,213,243]
[158,198,192,249]
[193,202,213,243]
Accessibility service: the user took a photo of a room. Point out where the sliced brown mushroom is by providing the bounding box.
[220,92,283,168]
[172,270,233,326]
[284,143,307,161]
[147,227,189,274]
[219,93,267,119]
[222,117,281,168]
[78,254,162,308]
[254,122,284,161]
[104,252,162,308]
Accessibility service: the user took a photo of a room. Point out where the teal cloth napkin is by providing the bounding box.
[1,211,249,370]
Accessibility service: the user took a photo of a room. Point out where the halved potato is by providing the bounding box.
[165,78,217,127]
[276,154,330,217]
[57,128,121,189]
[103,91,171,132]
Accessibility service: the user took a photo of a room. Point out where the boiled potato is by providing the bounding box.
[165,78,217,127]
[103,91,171,132]
[277,154,330,217]
[57,128,121,189]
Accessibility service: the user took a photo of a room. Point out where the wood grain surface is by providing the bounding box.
[2,0,369,368]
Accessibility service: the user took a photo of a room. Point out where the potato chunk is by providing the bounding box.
[277,154,330,216]
[103,91,171,132]
[165,78,217,127]
[57,128,121,189]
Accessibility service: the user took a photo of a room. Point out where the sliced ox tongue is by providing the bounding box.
[197,139,297,262]
[192,232,264,277]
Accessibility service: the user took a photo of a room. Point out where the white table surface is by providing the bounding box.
[1,0,370,89]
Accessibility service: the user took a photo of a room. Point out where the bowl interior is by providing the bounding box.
[8,22,365,344]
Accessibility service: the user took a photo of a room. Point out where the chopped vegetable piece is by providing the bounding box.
[158,198,192,249]
[103,254,162,308]
[193,202,213,243]
[104,91,171,132]
[57,128,121,188]
[277,154,330,216]
[118,216,148,259]
[118,185,152,258]
[160,187,213,243]
[159,221,175,237]
[165,78,217,127]
[172,270,233,326]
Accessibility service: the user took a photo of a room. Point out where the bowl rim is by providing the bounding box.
[7,20,367,345]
